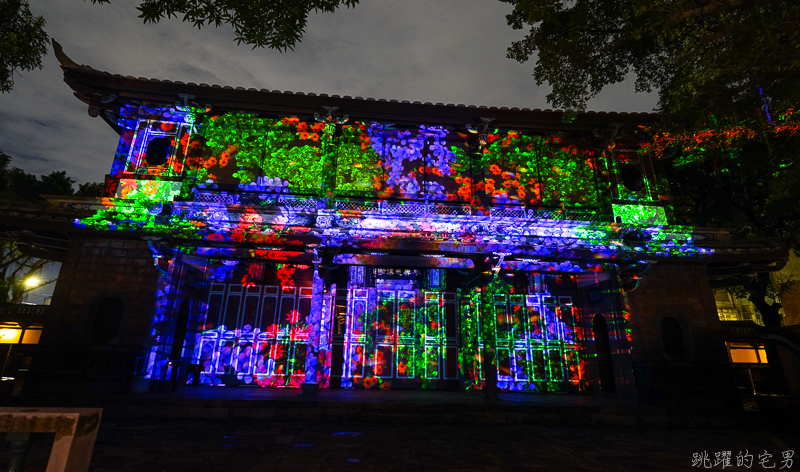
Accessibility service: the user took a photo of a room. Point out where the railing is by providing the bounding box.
[336,199,472,217]
[0,304,49,320]
[192,191,601,222]
[720,320,761,337]
[716,304,764,325]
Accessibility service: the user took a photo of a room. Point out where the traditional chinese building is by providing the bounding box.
[9,42,794,405]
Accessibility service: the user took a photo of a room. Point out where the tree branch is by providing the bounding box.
[666,0,787,23]
[671,22,800,70]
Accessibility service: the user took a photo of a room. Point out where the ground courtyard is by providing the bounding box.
[4,416,798,471]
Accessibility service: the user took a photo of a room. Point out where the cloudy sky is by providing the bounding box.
[0,0,657,185]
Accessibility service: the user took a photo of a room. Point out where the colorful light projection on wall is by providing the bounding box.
[185,259,326,388]
[338,279,583,392]
[178,258,587,392]
[106,109,615,207]
[464,275,585,392]
[478,132,598,206]
[90,106,713,389]
[612,203,668,225]
[75,107,716,261]
[110,105,199,178]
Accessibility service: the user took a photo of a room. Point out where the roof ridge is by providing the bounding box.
[55,43,658,117]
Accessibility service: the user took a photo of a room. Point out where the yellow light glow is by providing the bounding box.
[24,276,40,288]
[0,329,21,344]
[21,329,41,345]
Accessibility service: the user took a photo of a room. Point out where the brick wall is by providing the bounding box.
[625,262,728,363]
[24,235,162,396]
[41,235,160,347]
[623,262,739,407]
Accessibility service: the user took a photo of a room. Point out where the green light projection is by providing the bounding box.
[76,106,725,394]
[480,133,598,206]
[612,204,668,225]
[199,114,326,191]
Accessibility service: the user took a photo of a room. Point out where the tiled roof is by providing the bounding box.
[53,39,659,129]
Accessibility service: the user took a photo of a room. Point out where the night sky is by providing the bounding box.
[0,0,656,185]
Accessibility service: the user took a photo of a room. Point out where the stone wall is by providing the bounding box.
[625,262,727,363]
[41,235,159,346]
[623,262,736,407]
[574,273,637,399]
[773,251,800,326]
[27,235,160,395]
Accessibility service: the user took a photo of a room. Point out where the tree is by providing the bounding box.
[655,113,799,316]
[0,0,48,94]
[501,0,800,316]
[75,181,106,198]
[1,0,358,93]
[0,148,106,200]
[501,0,800,115]
[0,240,53,305]
[502,0,800,393]
[652,114,800,247]
[647,110,799,392]
[0,150,103,305]
[93,0,359,51]
[0,149,76,200]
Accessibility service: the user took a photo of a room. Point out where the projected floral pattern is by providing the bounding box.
[83,105,714,392]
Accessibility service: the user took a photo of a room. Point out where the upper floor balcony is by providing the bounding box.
[106,109,670,228]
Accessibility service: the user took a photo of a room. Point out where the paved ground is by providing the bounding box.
[4,418,799,471]
[133,387,627,406]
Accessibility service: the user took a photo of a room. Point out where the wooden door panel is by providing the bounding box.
[197,282,313,387]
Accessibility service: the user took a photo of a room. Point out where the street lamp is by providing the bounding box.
[24,276,40,289]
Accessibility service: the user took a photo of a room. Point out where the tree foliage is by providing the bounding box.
[646,111,800,327]
[503,0,800,330]
[90,0,359,51]
[0,0,49,93]
[0,150,103,305]
[647,114,800,248]
[1,0,358,93]
[0,149,104,200]
[502,0,800,115]
[0,240,53,305]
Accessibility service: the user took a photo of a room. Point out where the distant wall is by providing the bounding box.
[623,262,736,407]
[773,251,800,326]
[41,235,158,346]
[27,235,159,396]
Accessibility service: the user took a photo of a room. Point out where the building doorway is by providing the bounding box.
[486,291,582,392]
[338,289,459,389]
[193,260,314,387]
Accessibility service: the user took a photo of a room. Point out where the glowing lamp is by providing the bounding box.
[0,328,21,344]
[24,276,40,288]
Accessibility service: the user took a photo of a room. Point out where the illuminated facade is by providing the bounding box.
[18,46,788,402]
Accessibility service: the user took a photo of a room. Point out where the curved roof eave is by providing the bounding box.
[54,40,663,133]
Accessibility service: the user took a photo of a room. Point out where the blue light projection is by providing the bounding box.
[80,106,715,392]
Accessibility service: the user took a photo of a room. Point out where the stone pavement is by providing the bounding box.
[3,417,798,471]
[25,387,778,429]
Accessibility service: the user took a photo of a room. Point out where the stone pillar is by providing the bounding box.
[473,257,499,398]
[317,283,336,388]
[28,235,160,397]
